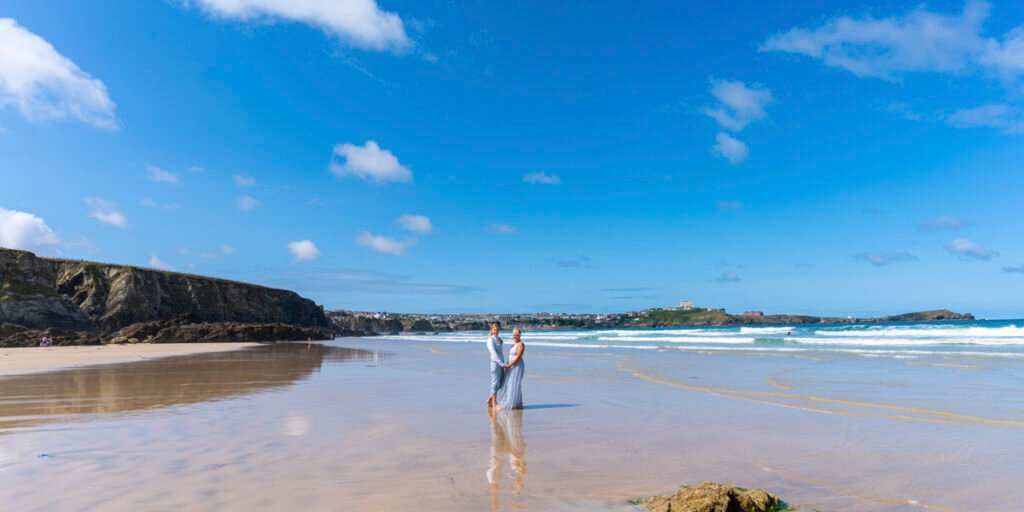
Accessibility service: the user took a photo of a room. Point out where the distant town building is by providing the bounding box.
[678,300,694,310]
[711,308,726,313]
[743,310,764,317]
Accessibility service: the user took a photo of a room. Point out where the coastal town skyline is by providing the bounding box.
[3,1,1024,318]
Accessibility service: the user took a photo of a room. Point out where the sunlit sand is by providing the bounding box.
[2,339,1021,511]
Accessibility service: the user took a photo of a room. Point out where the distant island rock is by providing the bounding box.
[0,248,332,347]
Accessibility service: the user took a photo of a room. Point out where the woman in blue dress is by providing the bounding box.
[496,328,525,410]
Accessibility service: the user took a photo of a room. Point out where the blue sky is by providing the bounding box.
[1,0,1023,317]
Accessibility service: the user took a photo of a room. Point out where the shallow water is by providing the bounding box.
[377,319,1024,359]
[1,338,1022,511]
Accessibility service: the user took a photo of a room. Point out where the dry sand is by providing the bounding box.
[0,343,258,377]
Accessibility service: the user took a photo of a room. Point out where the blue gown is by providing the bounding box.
[497,343,524,409]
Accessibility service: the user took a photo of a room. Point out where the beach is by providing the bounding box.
[2,329,1023,511]
[0,343,259,377]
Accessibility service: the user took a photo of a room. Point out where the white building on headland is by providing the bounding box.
[678,300,694,310]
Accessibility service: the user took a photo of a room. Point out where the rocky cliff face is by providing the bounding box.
[0,248,330,345]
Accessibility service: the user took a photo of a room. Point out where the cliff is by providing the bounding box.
[0,248,331,346]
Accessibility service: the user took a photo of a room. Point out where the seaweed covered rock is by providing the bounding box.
[639,482,782,512]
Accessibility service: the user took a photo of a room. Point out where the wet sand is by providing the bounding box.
[0,343,258,377]
[1,338,1022,511]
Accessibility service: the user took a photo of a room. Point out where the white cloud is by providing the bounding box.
[703,78,772,131]
[946,103,1024,133]
[761,1,1024,81]
[712,132,749,164]
[221,244,235,254]
[523,172,561,185]
[356,231,411,255]
[287,239,322,262]
[856,251,919,266]
[191,0,411,53]
[329,141,412,184]
[149,254,174,271]
[397,214,433,234]
[946,238,995,260]
[236,195,261,211]
[0,207,61,252]
[918,215,967,231]
[139,198,157,208]
[233,173,256,186]
[85,197,126,228]
[0,18,116,128]
[147,165,180,184]
[489,223,517,234]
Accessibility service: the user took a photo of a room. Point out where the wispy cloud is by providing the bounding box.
[553,256,591,268]
[262,269,476,295]
[287,240,321,262]
[147,165,180,185]
[716,199,744,212]
[946,238,995,260]
[356,231,413,255]
[1003,264,1024,274]
[714,271,741,283]
[856,251,919,267]
[85,197,127,228]
[946,104,1024,134]
[233,173,256,186]
[0,18,116,128]
[176,246,233,260]
[602,287,654,292]
[761,1,1024,81]
[236,195,260,211]
[329,141,412,184]
[488,223,517,234]
[397,214,433,234]
[188,0,412,53]
[523,172,561,185]
[918,215,967,231]
[140,198,180,210]
[0,207,61,252]
[712,132,749,164]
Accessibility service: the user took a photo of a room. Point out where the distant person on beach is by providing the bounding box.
[495,328,525,410]
[486,323,505,408]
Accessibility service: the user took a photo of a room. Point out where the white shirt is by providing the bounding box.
[487,335,505,365]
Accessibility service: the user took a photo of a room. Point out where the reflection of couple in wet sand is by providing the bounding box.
[486,323,525,411]
[485,323,527,509]
[487,406,525,510]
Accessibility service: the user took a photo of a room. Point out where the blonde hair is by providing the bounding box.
[512,327,522,337]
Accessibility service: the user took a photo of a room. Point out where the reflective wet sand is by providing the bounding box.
[1,339,1022,511]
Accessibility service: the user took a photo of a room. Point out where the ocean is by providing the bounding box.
[376,319,1024,359]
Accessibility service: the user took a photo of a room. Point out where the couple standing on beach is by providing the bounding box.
[487,323,526,410]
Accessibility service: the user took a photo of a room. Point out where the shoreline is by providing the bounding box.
[0,342,259,377]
